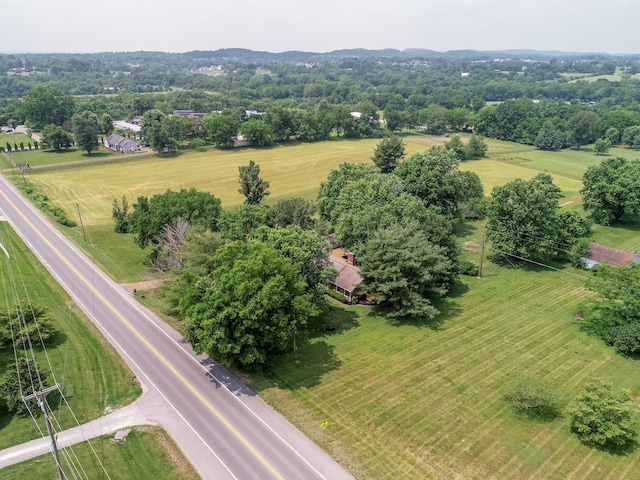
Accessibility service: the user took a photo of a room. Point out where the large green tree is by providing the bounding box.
[181,240,319,368]
[568,111,601,149]
[219,204,269,241]
[72,110,100,154]
[581,157,640,225]
[128,188,222,248]
[253,225,337,303]
[0,358,49,416]
[204,113,241,148]
[487,173,589,260]
[40,124,73,151]
[317,163,379,220]
[22,86,74,130]
[238,160,270,205]
[568,379,636,448]
[394,145,464,216]
[359,222,457,320]
[371,135,405,173]
[240,119,274,147]
[583,263,640,353]
[0,305,55,349]
[141,109,178,152]
[267,197,316,229]
[419,104,448,135]
[329,173,459,261]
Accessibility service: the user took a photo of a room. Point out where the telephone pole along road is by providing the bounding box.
[0,173,354,480]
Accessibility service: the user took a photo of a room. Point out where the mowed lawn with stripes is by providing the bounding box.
[21,136,640,478]
[253,259,640,480]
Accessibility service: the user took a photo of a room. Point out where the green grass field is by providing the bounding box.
[0,426,199,480]
[0,224,141,449]
[8,145,117,166]
[12,134,640,479]
[249,257,640,480]
[1,132,32,148]
[23,135,640,283]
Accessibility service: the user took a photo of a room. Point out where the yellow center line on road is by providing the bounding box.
[0,186,284,480]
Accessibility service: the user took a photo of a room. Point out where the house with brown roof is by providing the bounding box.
[328,252,363,303]
[582,242,640,269]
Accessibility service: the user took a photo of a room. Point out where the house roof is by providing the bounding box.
[330,256,363,294]
[106,134,137,149]
[106,133,125,144]
[588,242,640,266]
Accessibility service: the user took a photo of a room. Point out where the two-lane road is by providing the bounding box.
[0,173,354,480]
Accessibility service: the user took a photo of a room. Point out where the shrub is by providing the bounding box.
[505,374,560,419]
[458,260,479,276]
[13,177,77,227]
[325,289,347,303]
[567,379,636,448]
[189,138,207,150]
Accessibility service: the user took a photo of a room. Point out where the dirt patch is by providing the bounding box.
[464,241,479,249]
[123,279,165,292]
[631,394,640,403]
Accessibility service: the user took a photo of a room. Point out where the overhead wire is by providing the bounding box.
[0,222,111,479]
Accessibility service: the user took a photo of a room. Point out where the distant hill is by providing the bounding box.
[178,47,636,62]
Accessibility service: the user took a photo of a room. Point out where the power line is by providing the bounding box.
[490,248,589,279]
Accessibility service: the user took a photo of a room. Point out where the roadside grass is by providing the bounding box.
[0,155,12,169]
[0,426,199,480]
[249,256,640,480]
[0,224,141,449]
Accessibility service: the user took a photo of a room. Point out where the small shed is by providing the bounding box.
[582,242,640,269]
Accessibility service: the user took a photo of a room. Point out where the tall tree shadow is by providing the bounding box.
[374,281,467,330]
[199,305,358,395]
[260,341,342,391]
[308,302,360,338]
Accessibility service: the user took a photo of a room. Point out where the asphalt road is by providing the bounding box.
[0,173,354,480]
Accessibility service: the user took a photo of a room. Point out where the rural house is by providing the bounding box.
[582,242,640,269]
[328,251,363,303]
[104,134,139,153]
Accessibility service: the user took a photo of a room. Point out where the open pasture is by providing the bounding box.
[20,137,602,280]
[25,136,605,282]
[251,257,640,480]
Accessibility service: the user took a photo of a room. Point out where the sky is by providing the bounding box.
[5,0,640,55]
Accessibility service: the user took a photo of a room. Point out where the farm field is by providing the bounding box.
[22,134,637,282]
[12,135,640,479]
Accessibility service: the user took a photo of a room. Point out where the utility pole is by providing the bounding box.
[76,203,86,242]
[477,224,487,279]
[23,384,65,480]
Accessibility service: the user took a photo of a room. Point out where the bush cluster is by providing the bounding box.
[14,177,77,227]
[325,289,347,303]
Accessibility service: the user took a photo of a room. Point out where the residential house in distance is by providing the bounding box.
[582,242,640,269]
[104,134,139,153]
[172,110,207,119]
